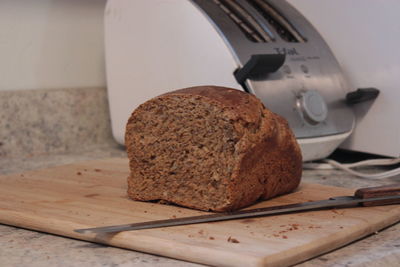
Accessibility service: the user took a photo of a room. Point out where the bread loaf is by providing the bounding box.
[125,86,302,212]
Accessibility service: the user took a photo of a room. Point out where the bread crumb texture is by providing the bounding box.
[125,86,302,212]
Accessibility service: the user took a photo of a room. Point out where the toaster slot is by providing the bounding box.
[248,0,306,43]
[213,0,273,42]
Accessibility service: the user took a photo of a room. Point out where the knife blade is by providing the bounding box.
[74,184,400,234]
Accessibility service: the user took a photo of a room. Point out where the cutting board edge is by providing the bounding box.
[256,210,400,267]
[106,234,262,267]
[0,209,261,267]
[2,206,400,267]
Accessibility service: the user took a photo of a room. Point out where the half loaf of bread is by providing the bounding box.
[125,86,302,212]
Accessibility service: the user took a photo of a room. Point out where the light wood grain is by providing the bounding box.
[0,158,399,267]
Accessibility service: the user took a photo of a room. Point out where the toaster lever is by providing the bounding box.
[234,54,285,85]
[346,88,380,105]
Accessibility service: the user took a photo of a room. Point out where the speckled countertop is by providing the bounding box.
[0,87,399,267]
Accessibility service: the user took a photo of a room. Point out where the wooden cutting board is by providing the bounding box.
[1,158,400,267]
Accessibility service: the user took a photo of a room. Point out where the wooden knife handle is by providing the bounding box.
[354,184,400,206]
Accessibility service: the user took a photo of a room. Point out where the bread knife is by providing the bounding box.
[74,184,400,234]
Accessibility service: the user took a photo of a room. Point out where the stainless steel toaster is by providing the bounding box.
[105,0,355,161]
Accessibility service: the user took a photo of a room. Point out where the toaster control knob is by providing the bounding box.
[298,90,328,124]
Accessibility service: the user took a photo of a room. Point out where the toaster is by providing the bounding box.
[292,0,399,158]
[105,0,355,161]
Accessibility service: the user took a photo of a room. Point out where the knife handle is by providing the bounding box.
[355,184,400,206]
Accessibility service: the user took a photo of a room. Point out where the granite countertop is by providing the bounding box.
[0,87,399,267]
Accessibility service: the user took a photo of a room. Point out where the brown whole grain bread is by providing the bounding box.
[125,86,302,212]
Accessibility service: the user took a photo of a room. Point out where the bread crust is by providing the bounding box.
[125,86,302,211]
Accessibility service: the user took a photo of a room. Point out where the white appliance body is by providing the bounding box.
[106,0,395,161]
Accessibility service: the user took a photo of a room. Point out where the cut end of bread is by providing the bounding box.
[126,92,241,211]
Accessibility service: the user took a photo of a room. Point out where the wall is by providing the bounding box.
[0,0,106,91]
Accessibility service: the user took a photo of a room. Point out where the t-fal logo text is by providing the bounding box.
[274,47,299,56]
